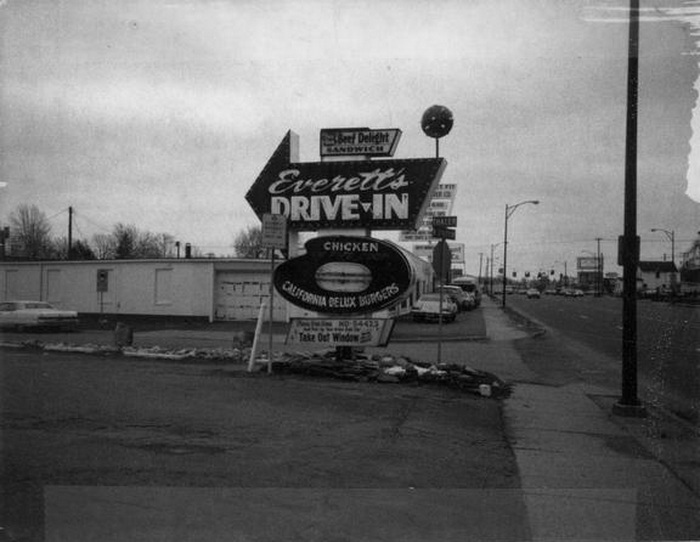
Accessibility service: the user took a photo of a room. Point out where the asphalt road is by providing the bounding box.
[504,293,700,423]
[0,348,527,541]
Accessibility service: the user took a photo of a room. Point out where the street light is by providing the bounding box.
[502,200,539,307]
[490,243,501,296]
[650,228,675,265]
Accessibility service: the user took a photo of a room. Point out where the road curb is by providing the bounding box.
[496,303,548,338]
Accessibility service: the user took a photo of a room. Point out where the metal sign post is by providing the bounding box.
[261,213,287,374]
[432,238,453,364]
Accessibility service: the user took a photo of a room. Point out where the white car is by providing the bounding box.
[411,293,458,323]
[0,300,79,331]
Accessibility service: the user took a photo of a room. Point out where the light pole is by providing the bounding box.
[502,200,539,307]
[554,260,568,287]
[490,243,501,295]
[650,228,675,265]
[651,227,676,292]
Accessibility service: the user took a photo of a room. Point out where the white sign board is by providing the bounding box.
[320,128,402,157]
[286,318,395,347]
[261,213,287,249]
[399,183,457,243]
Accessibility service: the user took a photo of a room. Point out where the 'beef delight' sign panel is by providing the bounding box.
[245,131,447,231]
[273,235,414,314]
[319,128,402,157]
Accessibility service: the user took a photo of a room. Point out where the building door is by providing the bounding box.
[214,272,286,321]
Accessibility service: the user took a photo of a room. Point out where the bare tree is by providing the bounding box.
[233,225,265,258]
[92,233,116,259]
[94,224,175,259]
[8,204,53,259]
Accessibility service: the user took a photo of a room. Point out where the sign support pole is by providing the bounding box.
[438,261,443,364]
[268,248,275,374]
[247,301,267,372]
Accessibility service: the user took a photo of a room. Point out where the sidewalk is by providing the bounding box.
[476,296,700,541]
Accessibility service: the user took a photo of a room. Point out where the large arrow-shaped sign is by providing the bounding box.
[245,131,447,231]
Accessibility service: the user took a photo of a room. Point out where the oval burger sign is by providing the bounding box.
[274,236,414,314]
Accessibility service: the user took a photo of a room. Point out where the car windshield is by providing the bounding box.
[438,287,460,293]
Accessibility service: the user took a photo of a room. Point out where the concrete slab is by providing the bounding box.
[45,486,532,542]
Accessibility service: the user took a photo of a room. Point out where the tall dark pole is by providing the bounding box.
[490,244,496,295]
[478,252,483,286]
[614,0,645,417]
[596,237,602,296]
[68,206,73,260]
[502,204,508,307]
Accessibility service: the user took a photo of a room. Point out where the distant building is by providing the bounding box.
[637,261,677,292]
[680,237,700,285]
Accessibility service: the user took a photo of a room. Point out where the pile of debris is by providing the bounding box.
[0,339,252,363]
[268,350,512,398]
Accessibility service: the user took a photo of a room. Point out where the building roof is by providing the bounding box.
[638,261,677,273]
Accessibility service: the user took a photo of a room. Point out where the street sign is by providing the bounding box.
[96,270,109,292]
[432,215,457,228]
[320,128,402,157]
[245,131,447,231]
[261,213,287,249]
[399,183,456,242]
[432,226,456,240]
[432,240,452,282]
[413,242,464,263]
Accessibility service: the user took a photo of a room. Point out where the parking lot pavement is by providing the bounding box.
[0,306,487,351]
[4,298,699,540]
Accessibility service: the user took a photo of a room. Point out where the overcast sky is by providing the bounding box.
[1,0,699,276]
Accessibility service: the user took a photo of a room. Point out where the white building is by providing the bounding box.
[0,254,433,322]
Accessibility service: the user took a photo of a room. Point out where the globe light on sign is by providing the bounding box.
[421,105,454,139]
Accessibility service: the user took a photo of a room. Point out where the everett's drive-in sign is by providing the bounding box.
[246,131,446,231]
[273,235,414,314]
[320,128,402,157]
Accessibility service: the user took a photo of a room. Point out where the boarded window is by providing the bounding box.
[46,269,62,303]
[4,270,18,299]
[154,269,173,305]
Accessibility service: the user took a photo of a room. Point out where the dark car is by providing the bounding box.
[450,279,482,307]
[526,288,541,299]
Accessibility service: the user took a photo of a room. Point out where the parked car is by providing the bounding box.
[450,279,482,307]
[0,300,78,331]
[436,285,473,311]
[526,288,541,299]
[411,293,458,323]
[572,289,585,297]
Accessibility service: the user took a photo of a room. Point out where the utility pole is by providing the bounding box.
[614,0,646,417]
[596,237,603,296]
[68,206,73,259]
[478,252,483,287]
[485,257,490,294]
